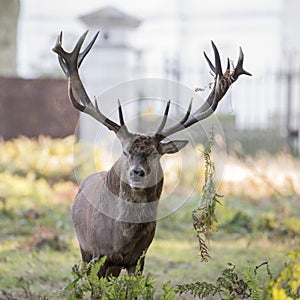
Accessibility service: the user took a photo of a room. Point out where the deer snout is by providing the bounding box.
[130,167,146,178]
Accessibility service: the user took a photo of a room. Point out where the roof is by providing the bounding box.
[79,6,142,28]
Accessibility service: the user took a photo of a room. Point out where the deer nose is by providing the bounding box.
[130,167,146,178]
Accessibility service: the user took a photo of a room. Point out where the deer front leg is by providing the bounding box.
[105,265,122,277]
[80,247,93,263]
[126,256,145,275]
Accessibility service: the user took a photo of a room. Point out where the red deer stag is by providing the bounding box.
[52,31,251,278]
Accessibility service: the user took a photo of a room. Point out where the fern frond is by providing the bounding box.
[193,128,222,261]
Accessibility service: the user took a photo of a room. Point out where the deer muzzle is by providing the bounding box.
[129,166,147,188]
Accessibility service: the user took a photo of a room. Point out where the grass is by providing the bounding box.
[0,136,299,299]
[148,197,293,286]
[0,193,297,299]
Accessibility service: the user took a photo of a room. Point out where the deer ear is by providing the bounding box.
[160,140,189,155]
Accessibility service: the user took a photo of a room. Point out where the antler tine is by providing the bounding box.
[226,58,230,73]
[72,30,89,59]
[203,51,216,74]
[157,78,219,140]
[203,41,223,76]
[117,99,130,134]
[155,98,193,141]
[117,99,125,126]
[93,100,117,129]
[155,100,171,136]
[52,32,70,76]
[78,31,100,68]
[234,47,252,79]
[52,31,65,56]
[180,98,193,124]
[211,41,223,76]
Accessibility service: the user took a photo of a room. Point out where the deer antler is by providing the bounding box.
[52,31,130,138]
[155,41,252,141]
[53,33,250,141]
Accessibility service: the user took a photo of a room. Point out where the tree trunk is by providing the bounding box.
[0,0,20,76]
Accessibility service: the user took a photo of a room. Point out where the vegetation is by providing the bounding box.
[177,261,272,299]
[51,256,177,300]
[192,130,222,261]
[267,247,300,300]
[0,136,299,299]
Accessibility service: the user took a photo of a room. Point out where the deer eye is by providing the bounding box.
[123,151,129,157]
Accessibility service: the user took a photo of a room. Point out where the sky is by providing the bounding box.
[18,0,283,79]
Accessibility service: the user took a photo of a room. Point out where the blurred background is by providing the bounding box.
[0,1,300,299]
[1,0,300,154]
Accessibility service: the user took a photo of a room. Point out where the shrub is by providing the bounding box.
[220,210,253,234]
[267,247,300,299]
[177,262,272,300]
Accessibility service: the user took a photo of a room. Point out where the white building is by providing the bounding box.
[78,7,142,144]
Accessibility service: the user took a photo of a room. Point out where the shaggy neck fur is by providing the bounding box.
[105,159,164,203]
[103,159,163,224]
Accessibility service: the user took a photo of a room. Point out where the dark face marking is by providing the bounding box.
[121,135,161,189]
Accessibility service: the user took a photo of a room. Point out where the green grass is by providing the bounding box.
[0,192,298,299]
[147,197,293,285]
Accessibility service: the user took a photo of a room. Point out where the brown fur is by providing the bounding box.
[54,32,250,285]
[71,134,186,277]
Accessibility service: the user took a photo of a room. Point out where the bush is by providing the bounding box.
[220,210,253,234]
[257,214,300,238]
[267,248,300,299]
